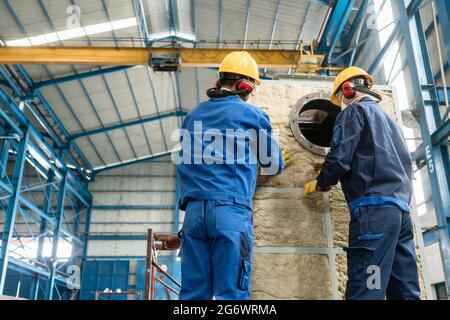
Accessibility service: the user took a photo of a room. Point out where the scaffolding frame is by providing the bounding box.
[144,229,181,300]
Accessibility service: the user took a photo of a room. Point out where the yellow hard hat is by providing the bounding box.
[331,66,375,106]
[218,51,261,85]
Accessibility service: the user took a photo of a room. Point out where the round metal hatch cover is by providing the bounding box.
[289,92,340,156]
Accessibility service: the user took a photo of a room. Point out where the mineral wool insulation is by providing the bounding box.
[250,79,426,300]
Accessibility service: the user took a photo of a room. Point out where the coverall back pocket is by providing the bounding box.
[183,200,203,230]
[215,202,251,231]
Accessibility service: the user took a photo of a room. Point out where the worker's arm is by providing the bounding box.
[257,111,285,175]
[317,105,365,189]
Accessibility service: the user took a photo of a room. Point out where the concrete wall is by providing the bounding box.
[250,79,427,300]
[86,158,181,292]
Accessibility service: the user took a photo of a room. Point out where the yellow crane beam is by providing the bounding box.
[0,46,149,66]
[0,46,332,70]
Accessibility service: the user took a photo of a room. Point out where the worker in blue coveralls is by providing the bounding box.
[303,66,420,300]
[175,51,290,300]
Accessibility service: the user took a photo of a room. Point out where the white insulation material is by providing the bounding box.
[250,79,428,300]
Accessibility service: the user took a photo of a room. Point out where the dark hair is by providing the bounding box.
[218,72,253,88]
[218,78,238,88]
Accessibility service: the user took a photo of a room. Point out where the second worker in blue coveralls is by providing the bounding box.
[176,51,289,300]
[304,66,420,300]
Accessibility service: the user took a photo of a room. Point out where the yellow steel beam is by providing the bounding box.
[0,46,149,66]
[0,46,327,69]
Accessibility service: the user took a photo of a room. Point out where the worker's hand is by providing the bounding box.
[303,179,318,197]
[282,148,291,167]
[313,160,324,175]
[303,179,331,197]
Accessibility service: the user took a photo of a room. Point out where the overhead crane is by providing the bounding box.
[0,45,342,74]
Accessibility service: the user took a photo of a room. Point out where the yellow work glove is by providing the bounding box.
[303,179,318,197]
[282,148,291,167]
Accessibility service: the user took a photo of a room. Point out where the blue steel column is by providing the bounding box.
[0,138,10,179]
[394,0,450,297]
[0,129,30,294]
[317,0,356,64]
[79,199,92,299]
[34,169,55,300]
[71,200,81,266]
[82,200,92,258]
[45,173,68,300]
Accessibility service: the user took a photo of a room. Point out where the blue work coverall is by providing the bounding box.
[177,95,284,300]
[317,96,420,300]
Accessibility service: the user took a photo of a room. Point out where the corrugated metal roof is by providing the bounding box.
[0,0,328,172]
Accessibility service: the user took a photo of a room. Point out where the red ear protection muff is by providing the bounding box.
[339,78,383,103]
[236,79,256,94]
[341,81,356,99]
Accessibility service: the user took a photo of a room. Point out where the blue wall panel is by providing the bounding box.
[4,269,71,300]
[135,260,146,299]
[80,260,130,300]
[3,269,35,299]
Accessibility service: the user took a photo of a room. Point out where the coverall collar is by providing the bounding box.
[209,94,242,103]
[357,95,376,103]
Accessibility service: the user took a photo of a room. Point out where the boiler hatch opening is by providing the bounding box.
[289,93,341,156]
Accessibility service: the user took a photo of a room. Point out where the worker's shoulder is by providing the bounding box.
[243,102,269,120]
[348,98,382,116]
[341,102,364,118]
[185,100,209,118]
[186,99,268,122]
[353,99,392,120]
